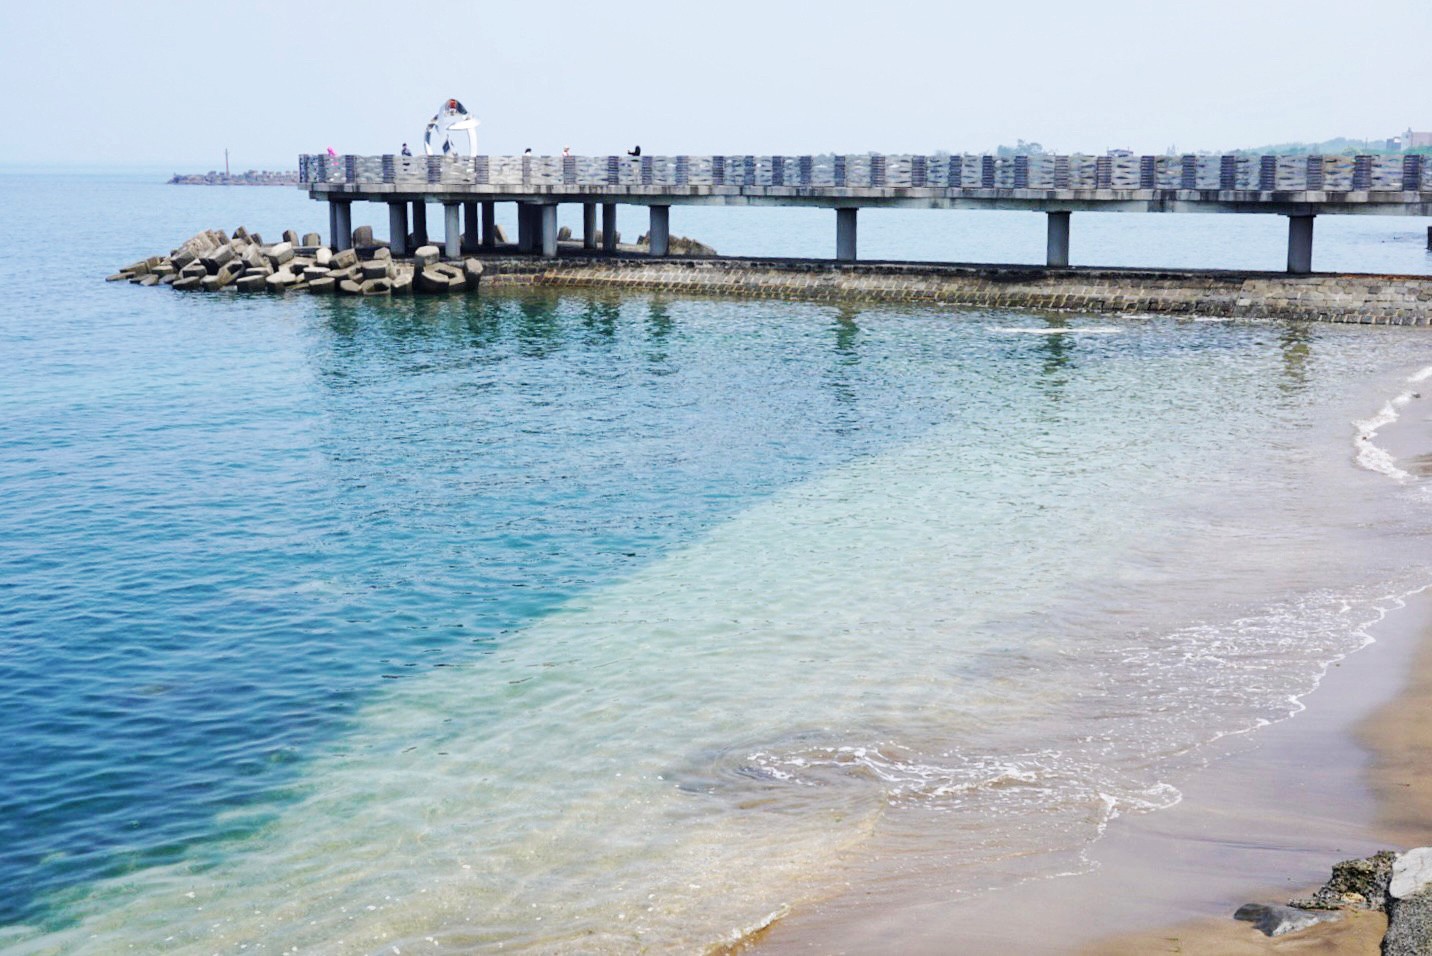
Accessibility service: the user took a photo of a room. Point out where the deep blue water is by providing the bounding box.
[1,281,971,928]
[3,173,1432,952]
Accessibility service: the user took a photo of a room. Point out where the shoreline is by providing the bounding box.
[750,364,1432,954]
[1078,592,1432,956]
[750,591,1432,955]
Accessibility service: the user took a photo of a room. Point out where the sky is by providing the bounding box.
[4,0,1431,169]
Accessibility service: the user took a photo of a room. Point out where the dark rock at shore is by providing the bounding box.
[635,232,717,256]
[1385,889,1432,955]
[1384,848,1432,956]
[1290,850,1397,911]
[1234,902,1338,937]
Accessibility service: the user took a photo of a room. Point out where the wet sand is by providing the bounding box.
[756,592,1432,955]
[1085,598,1432,956]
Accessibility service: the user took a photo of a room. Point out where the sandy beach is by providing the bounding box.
[757,589,1432,955]
[1083,599,1432,955]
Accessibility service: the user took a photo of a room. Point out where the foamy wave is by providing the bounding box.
[1354,364,1432,482]
[725,740,1182,823]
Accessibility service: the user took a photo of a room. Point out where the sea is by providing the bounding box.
[3,171,1432,953]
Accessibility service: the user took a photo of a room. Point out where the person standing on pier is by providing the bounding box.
[401,143,411,157]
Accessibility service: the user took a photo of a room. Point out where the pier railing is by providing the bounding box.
[299,152,1431,193]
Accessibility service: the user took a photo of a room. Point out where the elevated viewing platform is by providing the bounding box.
[300,152,1432,273]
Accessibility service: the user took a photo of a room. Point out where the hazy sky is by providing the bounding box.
[5,0,1430,168]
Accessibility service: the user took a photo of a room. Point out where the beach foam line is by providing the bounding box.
[1353,364,1432,482]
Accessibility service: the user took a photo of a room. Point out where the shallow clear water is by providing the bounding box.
[3,174,1432,953]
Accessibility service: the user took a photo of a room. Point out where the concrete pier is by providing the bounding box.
[540,204,558,258]
[517,203,534,254]
[463,201,479,252]
[388,202,408,256]
[331,201,352,251]
[1287,215,1315,274]
[648,206,670,257]
[836,208,857,262]
[1046,211,1071,268]
[412,202,428,248]
[444,203,461,259]
[481,201,495,249]
[602,204,617,253]
[583,203,597,250]
[303,151,1432,271]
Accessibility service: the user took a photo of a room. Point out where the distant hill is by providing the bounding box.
[1230,137,1428,157]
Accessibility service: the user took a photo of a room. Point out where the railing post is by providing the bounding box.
[1404,154,1424,192]
[1259,155,1276,191]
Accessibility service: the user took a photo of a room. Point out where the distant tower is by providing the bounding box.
[225,149,230,177]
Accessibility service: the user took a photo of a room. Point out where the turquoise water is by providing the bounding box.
[3,174,1432,952]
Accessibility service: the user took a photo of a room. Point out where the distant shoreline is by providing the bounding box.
[168,170,297,186]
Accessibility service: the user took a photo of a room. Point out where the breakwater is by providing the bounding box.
[109,227,1432,324]
[482,257,1432,325]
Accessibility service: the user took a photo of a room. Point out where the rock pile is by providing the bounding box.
[634,232,718,256]
[107,227,483,297]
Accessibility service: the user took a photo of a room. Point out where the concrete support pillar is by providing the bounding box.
[328,201,340,251]
[836,207,857,262]
[411,202,428,247]
[1287,214,1315,274]
[540,204,558,258]
[648,205,670,257]
[602,203,618,253]
[333,202,353,252]
[387,202,408,257]
[583,203,598,250]
[444,202,461,259]
[517,203,535,253]
[463,200,479,253]
[1046,211,1071,268]
[481,201,496,249]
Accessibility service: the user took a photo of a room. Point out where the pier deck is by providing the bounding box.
[301,153,1432,272]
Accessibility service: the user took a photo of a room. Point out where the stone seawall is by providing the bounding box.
[478,257,1432,325]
